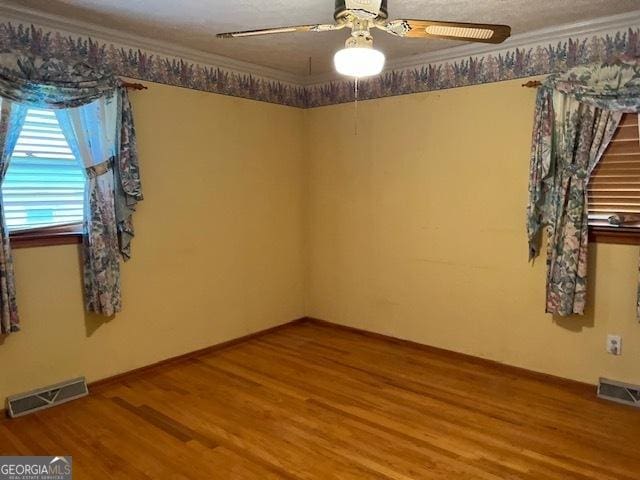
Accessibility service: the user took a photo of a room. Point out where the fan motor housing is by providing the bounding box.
[335,0,388,21]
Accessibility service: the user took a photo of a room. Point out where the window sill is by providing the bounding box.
[10,225,83,249]
[589,226,640,246]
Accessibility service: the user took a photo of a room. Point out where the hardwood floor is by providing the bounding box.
[1,320,639,479]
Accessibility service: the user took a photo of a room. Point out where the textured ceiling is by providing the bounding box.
[7,0,640,76]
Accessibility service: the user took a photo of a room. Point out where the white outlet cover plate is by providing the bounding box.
[606,335,622,355]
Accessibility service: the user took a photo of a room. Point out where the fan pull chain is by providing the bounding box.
[354,78,359,136]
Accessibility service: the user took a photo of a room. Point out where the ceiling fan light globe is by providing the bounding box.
[333,47,385,78]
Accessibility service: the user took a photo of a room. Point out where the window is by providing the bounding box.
[2,108,85,247]
[588,113,640,245]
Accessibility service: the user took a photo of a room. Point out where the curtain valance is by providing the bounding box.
[0,52,118,108]
[527,60,640,317]
[540,60,640,112]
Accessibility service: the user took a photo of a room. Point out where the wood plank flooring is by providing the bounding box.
[1,320,639,479]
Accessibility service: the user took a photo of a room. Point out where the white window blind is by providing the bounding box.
[1,108,86,233]
[588,113,640,228]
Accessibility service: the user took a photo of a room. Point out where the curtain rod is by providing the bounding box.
[121,81,148,91]
[522,80,542,88]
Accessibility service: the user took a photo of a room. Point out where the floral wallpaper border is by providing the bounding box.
[307,28,640,107]
[0,21,639,109]
[0,22,308,108]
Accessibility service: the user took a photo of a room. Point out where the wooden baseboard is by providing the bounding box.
[3,318,307,419]
[302,317,597,395]
[89,317,308,391]
[3,315,597,419]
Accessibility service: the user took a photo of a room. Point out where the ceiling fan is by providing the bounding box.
[217,0,511,78]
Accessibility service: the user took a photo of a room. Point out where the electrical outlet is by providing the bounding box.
[606,335,622,355]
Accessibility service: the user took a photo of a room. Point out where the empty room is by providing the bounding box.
[0,1,639,478]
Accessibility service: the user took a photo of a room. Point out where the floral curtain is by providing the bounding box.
[546,94,621,315]
[56,95,122,316]
[115,88,143,260]
[527,87,554,261]
[0,98,27,334]
[0,48,143,329]
[527,61,640,316]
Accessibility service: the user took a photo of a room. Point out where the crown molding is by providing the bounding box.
[0,3,302,85]
[0,3,638,89]
[302,10,640,86]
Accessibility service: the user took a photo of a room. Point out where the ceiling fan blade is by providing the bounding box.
[345,0,383,19]
[381,19,511,44]
[217,23,344,39]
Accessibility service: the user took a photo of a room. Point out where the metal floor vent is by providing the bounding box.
[6,377,88,418]
[598,378,640,408]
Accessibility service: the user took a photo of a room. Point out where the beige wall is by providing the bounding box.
[306,78,640,386]
[0,82,307,400]
[2,75,638,402]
